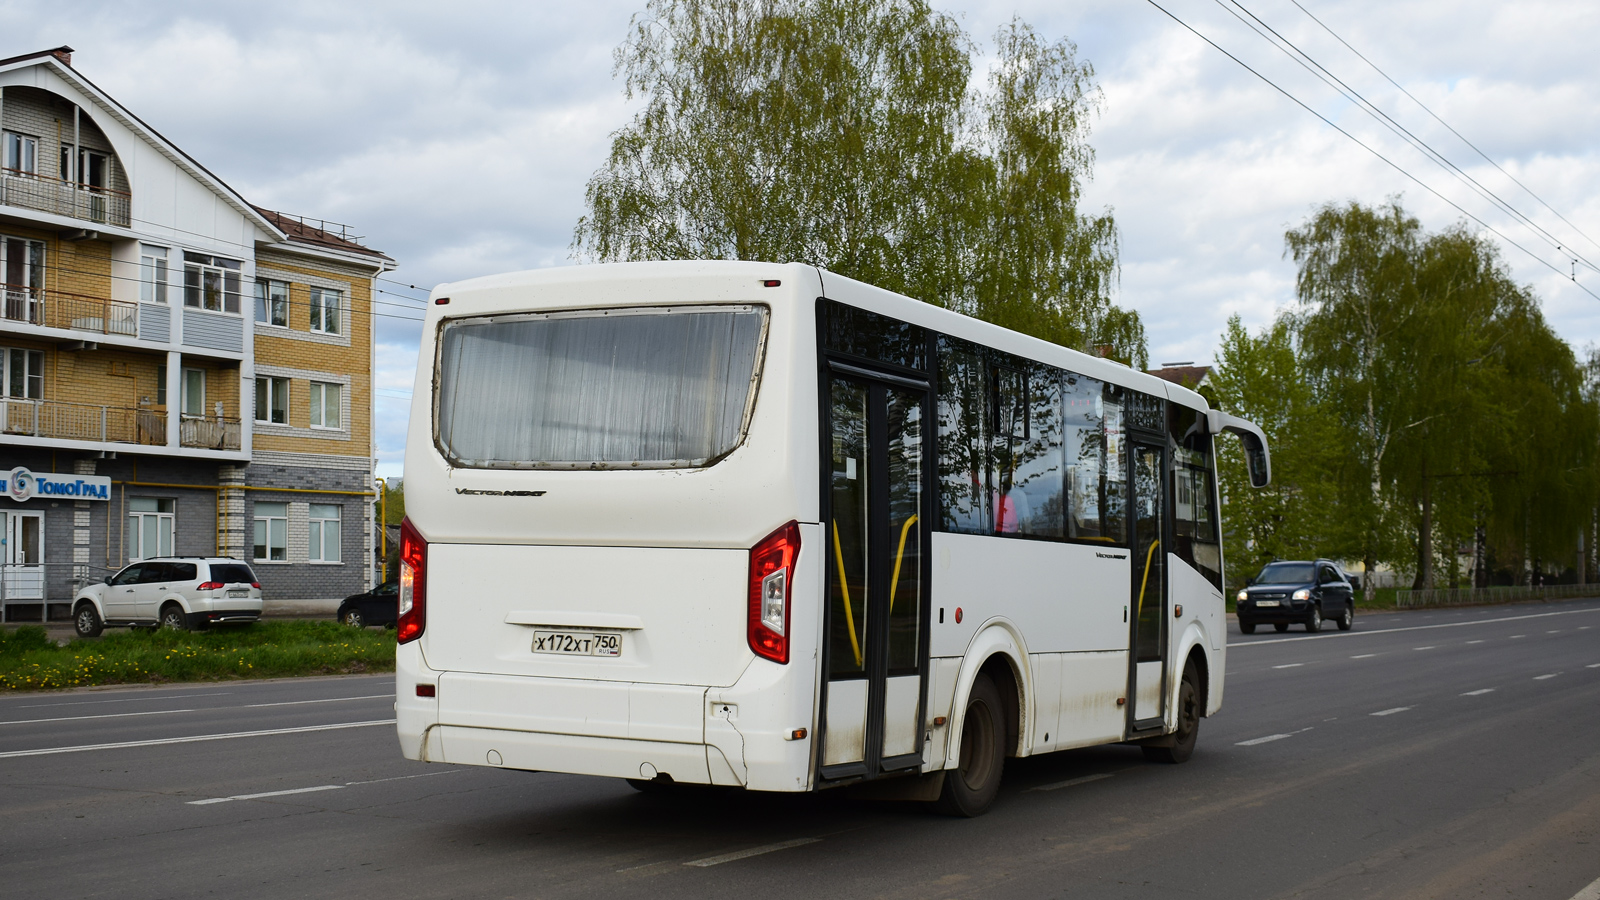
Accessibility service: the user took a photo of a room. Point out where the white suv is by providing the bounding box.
[73,558,263,637]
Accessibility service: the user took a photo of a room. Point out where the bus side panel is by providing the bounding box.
[1167,554,1225,716]
[1054,651,1131,750]
[929,533,1129,657]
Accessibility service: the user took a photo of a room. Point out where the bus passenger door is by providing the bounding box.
[1128,442,1168,729]
[821,370,930,780]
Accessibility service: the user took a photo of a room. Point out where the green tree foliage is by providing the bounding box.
[574,0,1144,364]
[1215,200,1600,592]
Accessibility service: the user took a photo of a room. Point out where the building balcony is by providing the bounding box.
[3,287,137,338]
[0,398,243,456]
[0,167,131,228]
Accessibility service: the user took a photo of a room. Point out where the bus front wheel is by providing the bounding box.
[1143,662,1200,764]
[933,672,1005,817]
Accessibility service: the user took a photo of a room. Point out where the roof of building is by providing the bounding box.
[1146,364,1213,389]
[252,207,393,262]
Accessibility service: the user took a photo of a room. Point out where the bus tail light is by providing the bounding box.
[748,521,800,664]
[397,516,428,644]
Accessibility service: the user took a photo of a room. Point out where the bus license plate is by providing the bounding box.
[1255,600,1280,607]
[533,630,622,657]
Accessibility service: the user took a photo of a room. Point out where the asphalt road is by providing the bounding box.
[3,600,1599,900]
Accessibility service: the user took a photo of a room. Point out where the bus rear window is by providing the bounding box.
[435,305,769,469]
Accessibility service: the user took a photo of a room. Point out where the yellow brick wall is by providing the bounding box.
[250,252,373,458]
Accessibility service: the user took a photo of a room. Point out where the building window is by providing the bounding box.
[254,376,288,424]
[140,245,169,304]
[183,253,242,313]
[156,364,167,405]
[3,132,38,175]
[254,278,288,326]
[309,381,341,429]
[309,287,341,334]
[1,236,45,323]
[2,347,44,399]
[309,504,341,563]
[253,502,287,562]
[126,498,175,560]
[182,368,206,418]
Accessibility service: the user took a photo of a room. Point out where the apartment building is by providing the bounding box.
[0,47,394,620]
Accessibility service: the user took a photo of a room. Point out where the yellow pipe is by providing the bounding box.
[888,514,918,614]
[1136,539,1162,618]
[831,520,863,669]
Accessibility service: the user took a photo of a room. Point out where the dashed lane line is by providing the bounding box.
[1273,663,1304,669]
[188,770,456,804]
[1032,773,1114,792]
[1229,605,1600,648]
[684,838,821,867]
[1588,664,1600,669]
[1511,635,1527,639]
[1236,727,1313,747]
[0,719,395,759]
[1370,707,1412,717]
[1462,689,1495,696]
[1414,646,1437,650]
[1351,654,1378,659]
[1535,673,1562,680]
[1466,640,1485,644]
[11,691,236,710]
[2,694,392,727]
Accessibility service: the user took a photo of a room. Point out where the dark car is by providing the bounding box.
[1236,559,1354,634]
[337,581,399,628]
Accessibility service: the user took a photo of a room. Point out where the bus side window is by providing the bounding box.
[937,338,991,534]
[1005,363,1064,538]
[1170,404,1222,590]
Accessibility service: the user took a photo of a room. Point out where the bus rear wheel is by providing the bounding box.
[933,672,1005,817]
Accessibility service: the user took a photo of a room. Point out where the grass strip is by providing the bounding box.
[0,620,394,692]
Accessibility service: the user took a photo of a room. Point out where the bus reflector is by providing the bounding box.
[748,521,800,664]
[397,517,428,644]
[416,684,435,697]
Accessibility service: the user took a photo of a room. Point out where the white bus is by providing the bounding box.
[396,261,1270,816]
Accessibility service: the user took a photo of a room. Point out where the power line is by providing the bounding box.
[4,256,426,323]
[1142,0,1600,304]
[1287,0,1600,259]
[1218,0,1599,278]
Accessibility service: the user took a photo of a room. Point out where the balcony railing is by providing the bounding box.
[0,397,166,445]
[0,167,131,227]
[2,285,138,337]
[180,414,242,450]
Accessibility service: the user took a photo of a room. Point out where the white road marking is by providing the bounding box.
[1580,626,1593,631]
[1588,663,1600,669]
[189,784,344,805]
[0,719,395,759]
[1370,707,1412,717]
[683,838,820,867]
[1228,606,1600,648]
[3,708,199,726]
[1351,654,1377,659]
[1272,663,1303,669]
[243,694,393,709]
[1567,874,1600,900]
[1549,630,1563,634]
[1534,673,1561,680]
[1236,727,1313,747]
[12,691,235,710]
[344,771,458,787]
[1032,772,1114,792]
[1466,640,1485,644]
[2,694,392,727]
[1511,635,1527,639]
[1414,646,1436,650]
[1461,689,1495,696]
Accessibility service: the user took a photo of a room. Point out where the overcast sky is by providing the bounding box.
[6,0,1597,475]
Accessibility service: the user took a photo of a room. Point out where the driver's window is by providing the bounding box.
[1320,566,1337,584]
[111,565,144,586]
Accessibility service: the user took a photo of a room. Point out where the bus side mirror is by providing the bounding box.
[1215,413,1271,488]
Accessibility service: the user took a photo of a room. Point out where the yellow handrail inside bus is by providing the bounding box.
[832,521,864,668]
[888,514,918,614]
[1136,539,1162,619]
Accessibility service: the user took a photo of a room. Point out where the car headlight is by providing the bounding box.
[1292,588,1311,600]
[1237,590,1249,602]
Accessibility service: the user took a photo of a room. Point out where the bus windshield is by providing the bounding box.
[435,305,768,469]
[1255,562,1315,584]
